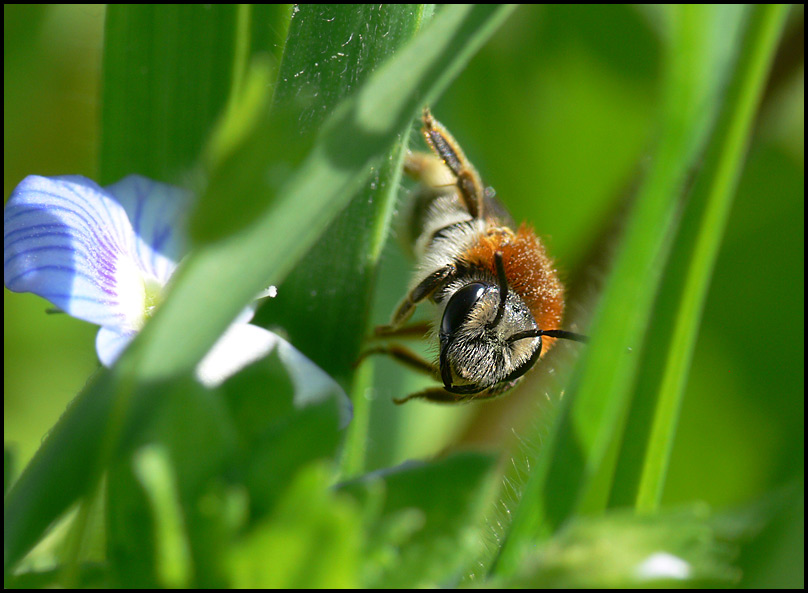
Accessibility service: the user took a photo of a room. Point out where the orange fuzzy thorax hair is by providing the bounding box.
[460,222,565,354]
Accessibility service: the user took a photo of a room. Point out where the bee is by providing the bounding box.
[368,108,586,404]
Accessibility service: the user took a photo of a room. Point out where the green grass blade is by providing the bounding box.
[3,370,132,572]
[614,4,790,512]
[491,5,754,576]
[100,5,243,184]
[129,3,514,388]
[256,4,426,383]
[255,5,431,480]
[131,445,193,588]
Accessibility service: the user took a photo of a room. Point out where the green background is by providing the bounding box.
[4,4,803,586]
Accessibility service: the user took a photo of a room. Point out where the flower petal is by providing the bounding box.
[96,326,138,367]
[104,175,191,284]
[275,337,353,426]
[195,323,280,388]
[4,175,144,328]
[94,306,251,369]
[197,324,352,426]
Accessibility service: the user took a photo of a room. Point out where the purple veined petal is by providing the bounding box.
[104,175,190,285]
[96,326,138,367]
[4,175,150,330]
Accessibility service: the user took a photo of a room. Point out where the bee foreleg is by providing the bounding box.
[373,320,431,339]
[378,263,455,332]
[393,386,469,405]
[359,344,438,378]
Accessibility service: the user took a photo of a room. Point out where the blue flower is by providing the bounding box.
[5,175,190,363]
[4,174,350,420]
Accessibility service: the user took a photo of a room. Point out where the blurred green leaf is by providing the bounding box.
[248,5,293,68]
[108,345,345,587]
[229,462,362,588]
[4,370,142,574]
[192,4,427,243]
[106,346,347,588]
[739,484,805,588]
[222,351,345,518]
[106,377,235,588]
[5,563,111,589]
[3,5,48,65]
[339,452,496,587]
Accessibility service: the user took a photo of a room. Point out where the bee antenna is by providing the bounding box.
[541,329,589,343]
[507,329,588,344]
[487,252,508,329]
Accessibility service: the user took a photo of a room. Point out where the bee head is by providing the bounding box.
[437,252,588,396]
[438,253,543,394]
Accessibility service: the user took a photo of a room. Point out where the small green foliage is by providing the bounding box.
[504,506,752,588]
[229,462,362,589]
[339,453,496,587]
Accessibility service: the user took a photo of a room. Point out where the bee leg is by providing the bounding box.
[373,320,431,339]
[403,151,455,190]
[421,107,486,219]
[395,380,515,405]
[358,344,438,378]
[393,387,468,405]
[377,263,455,332]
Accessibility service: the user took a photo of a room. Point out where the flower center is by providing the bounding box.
[143,274,164,320]
[114,256,168,331]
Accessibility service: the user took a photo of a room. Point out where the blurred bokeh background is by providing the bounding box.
[5,3,803,541]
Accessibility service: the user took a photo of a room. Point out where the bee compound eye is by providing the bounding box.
[441,282,490,338]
